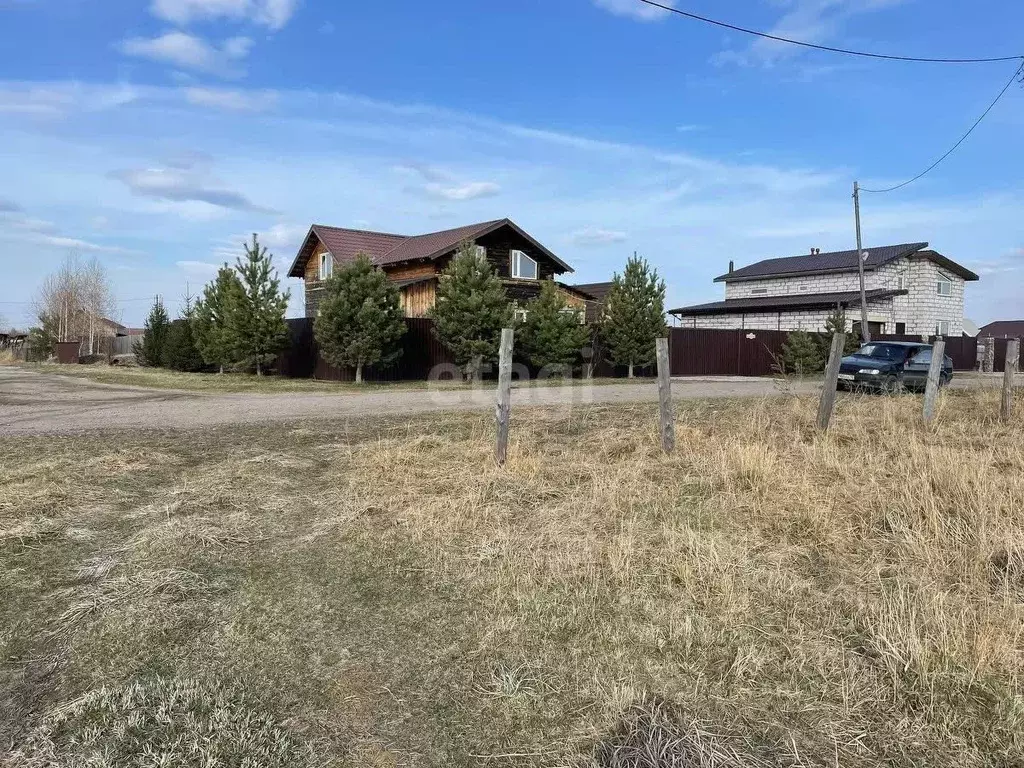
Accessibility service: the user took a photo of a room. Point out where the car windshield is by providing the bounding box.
[856,344,911,361]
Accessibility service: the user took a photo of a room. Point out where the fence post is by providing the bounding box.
[1001,338,1020,424]
[655,337,675,454]
[816,332,845,431]
[495,328,514,466]
[922,338,946,425]
[983,337,995,373]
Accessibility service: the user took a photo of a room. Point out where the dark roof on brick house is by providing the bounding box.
[670,288,907,317]
[715,242,978,283]
[979,320,1024,338]
[288,218,572,278]
[569,282,614,302]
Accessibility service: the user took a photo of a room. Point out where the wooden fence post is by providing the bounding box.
[1001,338,1020,423]
[922,338,946,425]
[817,332,845,431]
[495,328,514,466]
[655,337,675,453]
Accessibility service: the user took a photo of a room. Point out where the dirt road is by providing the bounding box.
[0,367,818,436]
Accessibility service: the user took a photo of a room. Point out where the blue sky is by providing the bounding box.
[1,0,1022,327]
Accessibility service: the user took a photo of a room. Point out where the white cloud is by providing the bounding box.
[120,32,253,78]
[396,163,501,201]
[150,0,299,30]
[592,0,675,21]
[424,181,501,201]
[570,228,629,246]
[716,0,907,67]
[112,156,278,214]
[183,86,277,111]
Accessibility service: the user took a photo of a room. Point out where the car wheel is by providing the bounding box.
[939,372,951,388]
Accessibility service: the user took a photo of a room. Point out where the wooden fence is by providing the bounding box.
[277,317,455,382]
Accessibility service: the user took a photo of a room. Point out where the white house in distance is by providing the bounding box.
[670,242,979,337]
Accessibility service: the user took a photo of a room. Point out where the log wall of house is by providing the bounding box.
[303,242,329,318]
[400,281,437,318]
[386,261,437,281]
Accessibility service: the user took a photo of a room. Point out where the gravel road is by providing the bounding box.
[0,367,815,436]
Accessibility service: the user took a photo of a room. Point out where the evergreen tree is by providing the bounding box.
[781,330,825,375]
[601,254,667,378]
[193,265,242,373]
[226,234,290,376]
[163,297,206,372]
[822,306,860,357]
[313,254,406,384]
[134,296,170,367]
[518,280,589,372]
[428,241,512,379]
[27,312,59,361]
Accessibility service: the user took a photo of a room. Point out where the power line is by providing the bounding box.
[862,60,1024,192]
[636,0,1024,64]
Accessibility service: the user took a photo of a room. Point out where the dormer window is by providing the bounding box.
[511,249,538,280]
[319,251,333,280]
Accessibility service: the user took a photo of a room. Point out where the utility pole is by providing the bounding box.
[853,181,870,345]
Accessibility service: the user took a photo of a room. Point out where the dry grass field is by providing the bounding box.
[2,389,1023,767]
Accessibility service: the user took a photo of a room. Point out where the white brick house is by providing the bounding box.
[670,242,979,337]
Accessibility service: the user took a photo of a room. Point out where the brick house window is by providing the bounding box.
[511,250,538,280]
[319,252,333,280]
[750,288,768,295]
[936,277,952,296]
[935,320,950,336]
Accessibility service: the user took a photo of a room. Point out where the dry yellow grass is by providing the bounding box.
[2,388,1022,766]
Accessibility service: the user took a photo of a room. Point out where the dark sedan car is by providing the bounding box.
[837,341,953,392]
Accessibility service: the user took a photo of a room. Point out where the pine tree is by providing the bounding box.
[428,241,512,379]
[163,296,206,372]
[134,297,170,367]
[226,234,290,376]
[313,254,406,384]
[193,265,242,373]
[781,330,825,375]
[518,280,589,372]
[822,306,860,357]
[601,254,667,378]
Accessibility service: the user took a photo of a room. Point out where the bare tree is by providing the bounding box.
[33,253,116,352]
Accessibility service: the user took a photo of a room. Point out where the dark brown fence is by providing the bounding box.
[668,328,789,377]
[277,317,455,382]
[667,328,986,378]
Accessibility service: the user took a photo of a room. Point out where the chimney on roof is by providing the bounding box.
[728,260,734,273]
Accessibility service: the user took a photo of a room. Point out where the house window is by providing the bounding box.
[750,288,768,295]
[473,244,487,260]
[896,322,906,334]
[936,277,952,296]
[935,320,950,336]
[511,249,538,280]
[514,308,528,323]
[897,275,906,290]
[319,251,332,280]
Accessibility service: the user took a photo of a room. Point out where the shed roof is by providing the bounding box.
[670,288,906,317]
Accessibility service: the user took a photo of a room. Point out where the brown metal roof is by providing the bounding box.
[979,320,1024,338]
[569,282,614,301]
[288,218,572,277]
[670,288,907,317]
[713,242,978,284]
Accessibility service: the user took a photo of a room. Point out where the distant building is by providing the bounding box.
[978,320,1024,339]
[671,242,978,337]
